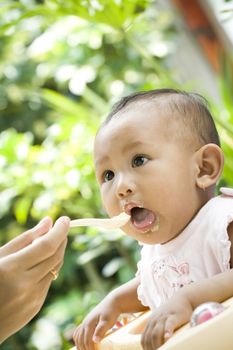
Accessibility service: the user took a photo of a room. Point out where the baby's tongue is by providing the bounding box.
[131,208,155,229]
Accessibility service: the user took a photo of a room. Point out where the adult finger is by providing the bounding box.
[29,261,69,318]
[28,239,67,281]
[37,271,57,298]
[13,216,70,269]
[28,273,56,316]
[0,217,53,258]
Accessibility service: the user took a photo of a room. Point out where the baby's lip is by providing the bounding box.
[132,209,156,231]
[123,202,157,232]
[123,202,143,216]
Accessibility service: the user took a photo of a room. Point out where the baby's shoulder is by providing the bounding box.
[220,187,233,197]
[205,187,233,215]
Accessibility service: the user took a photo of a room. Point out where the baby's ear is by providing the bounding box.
[195,143,224,189]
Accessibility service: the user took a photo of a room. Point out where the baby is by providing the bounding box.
[73,89,233,350]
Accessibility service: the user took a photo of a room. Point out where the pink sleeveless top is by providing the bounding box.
[136,187,233,310]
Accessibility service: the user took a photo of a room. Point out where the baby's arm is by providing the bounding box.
[141,268,233,350]
[73,276,148,350]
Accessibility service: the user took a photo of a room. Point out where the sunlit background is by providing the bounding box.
[1,0,233,349]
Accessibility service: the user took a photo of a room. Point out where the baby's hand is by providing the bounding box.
[141,292,193,350]
[73,297,121,350]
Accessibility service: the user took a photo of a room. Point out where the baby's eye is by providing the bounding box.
[103,170,114,182]
[132,155,149,167]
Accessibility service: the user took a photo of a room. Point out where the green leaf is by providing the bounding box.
[14,196,32,224]
[41,89,88,117]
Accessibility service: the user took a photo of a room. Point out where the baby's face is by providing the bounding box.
[94,101,203,244]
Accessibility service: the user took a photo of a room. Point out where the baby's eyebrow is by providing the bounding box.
[94,155,110,168]
[122,140,145,153]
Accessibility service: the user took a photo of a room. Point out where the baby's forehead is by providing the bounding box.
[97,98,200,152]
[102,98,185,135]
[96,103,183,144]
[116,97,198,136]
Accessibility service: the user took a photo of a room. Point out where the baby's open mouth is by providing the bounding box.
[130,207,156,231]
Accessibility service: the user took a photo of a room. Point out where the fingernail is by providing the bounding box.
[59,216,70,225]
[164,331,172,339]
[92,336,100,343]
[35,216,49,228]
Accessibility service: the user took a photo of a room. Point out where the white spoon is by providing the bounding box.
[70,212,130,230]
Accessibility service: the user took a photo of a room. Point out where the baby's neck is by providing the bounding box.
[200,185,216,206]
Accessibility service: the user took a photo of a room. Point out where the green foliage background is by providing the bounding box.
[0,0,233,349]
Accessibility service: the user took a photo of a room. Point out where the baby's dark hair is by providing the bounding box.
[103,88,220,147]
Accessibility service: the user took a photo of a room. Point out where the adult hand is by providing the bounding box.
[0,216,70,343]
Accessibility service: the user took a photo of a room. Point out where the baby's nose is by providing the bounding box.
[116,175,135,199]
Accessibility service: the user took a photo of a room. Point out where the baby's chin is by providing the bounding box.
[121,218,163,244]
[121,228,162,245]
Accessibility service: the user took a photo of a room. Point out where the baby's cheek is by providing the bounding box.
[102,198,115,216]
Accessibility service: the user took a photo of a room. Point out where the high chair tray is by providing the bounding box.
[70,296,233,350]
